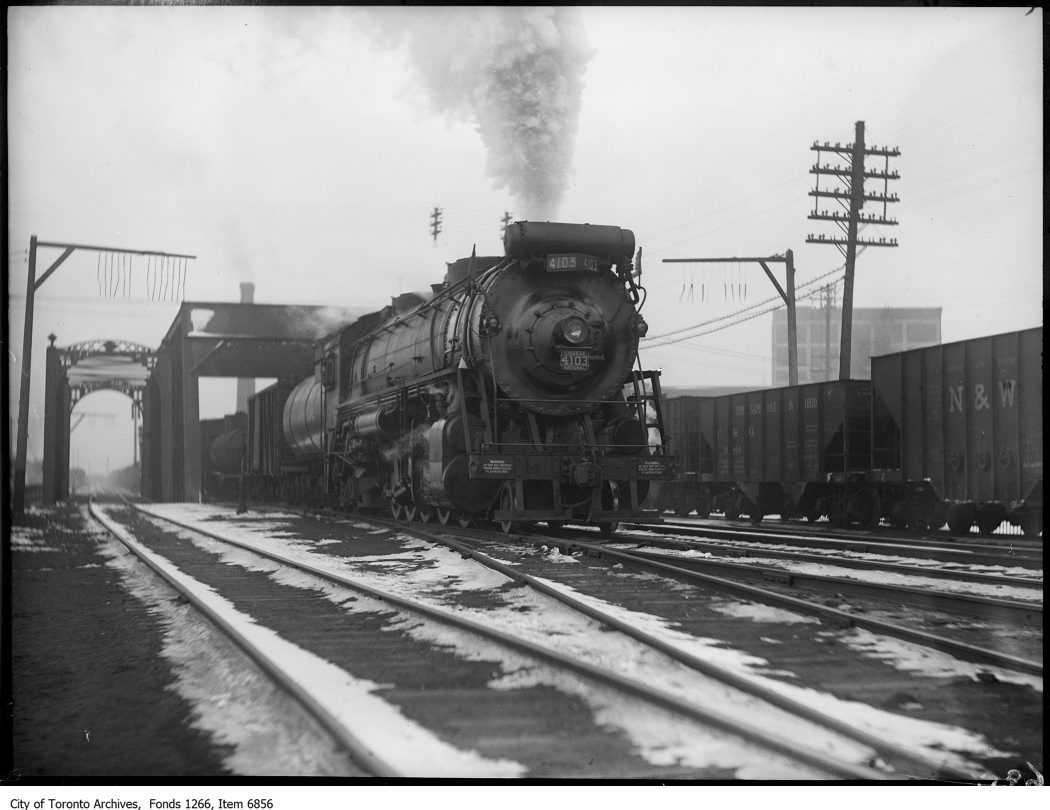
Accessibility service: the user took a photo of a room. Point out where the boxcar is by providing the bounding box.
[871,327,1042,536]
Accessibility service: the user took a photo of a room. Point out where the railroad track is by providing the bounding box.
[655,516,1041,546]
[567,532,1043,628]
[89,499,1021,781]
[629,519,1043,571]
[557,538,1042,667]
[605,533,1043,590]
[408,520,1042,675]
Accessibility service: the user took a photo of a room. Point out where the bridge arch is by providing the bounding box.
[42,335,155,503]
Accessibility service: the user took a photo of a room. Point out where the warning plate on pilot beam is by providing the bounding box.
[560,350,590,371]
[546,253,599,273]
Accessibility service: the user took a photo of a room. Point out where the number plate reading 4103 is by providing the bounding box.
[546,253,599,273]
[560,350,590,371]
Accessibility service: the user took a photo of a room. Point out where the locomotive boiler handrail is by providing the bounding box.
[351,257,514,353]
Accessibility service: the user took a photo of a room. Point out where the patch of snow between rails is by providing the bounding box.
[141,504,1004,778]
[100,507,526,778]
[827,629,1043,693]
[707,598,821,625]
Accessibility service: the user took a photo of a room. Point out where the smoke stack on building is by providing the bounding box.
[236,282,255,413]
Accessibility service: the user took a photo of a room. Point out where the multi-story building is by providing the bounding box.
[771,306,941,385]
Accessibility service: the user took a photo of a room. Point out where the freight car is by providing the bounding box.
[206,221,674,532]
[871,327,1042,537]
[661,381,876,526]
[659,327,1042,537]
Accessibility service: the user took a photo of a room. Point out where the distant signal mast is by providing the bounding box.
[430,207,443,242]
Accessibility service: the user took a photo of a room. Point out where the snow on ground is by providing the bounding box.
[136,503,1014,777]
[624,529,1041,579]
[616,541,1042,603]
[826,628,1043,693]
[138,505,867,776]
[706,597,821,625]
[79,510,359,776]
[535,545,580,563]
[10,526,62,553]
[531,571,1012,775]
[96,507,525,778]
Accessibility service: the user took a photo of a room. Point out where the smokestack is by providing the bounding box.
[236,283,255,414]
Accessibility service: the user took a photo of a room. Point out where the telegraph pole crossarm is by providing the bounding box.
[807,121,900,380]
[662,251,798,386]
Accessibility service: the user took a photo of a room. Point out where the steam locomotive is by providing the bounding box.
[206,221,673,533]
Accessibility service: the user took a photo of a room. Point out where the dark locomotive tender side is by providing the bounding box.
[658,327,1042,537]
[201,412,246,502]
[206,221,674,532]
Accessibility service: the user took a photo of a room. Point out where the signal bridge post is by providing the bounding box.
[662,251,798,386]
[13,236,196,515]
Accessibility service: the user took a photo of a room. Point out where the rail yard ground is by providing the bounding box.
[6,497,1043,784]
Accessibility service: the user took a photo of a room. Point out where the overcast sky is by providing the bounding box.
[7,5,1043,474]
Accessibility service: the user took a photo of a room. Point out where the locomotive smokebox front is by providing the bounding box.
[474,221,643,415]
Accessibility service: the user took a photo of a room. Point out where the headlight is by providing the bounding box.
[560,316,589,345]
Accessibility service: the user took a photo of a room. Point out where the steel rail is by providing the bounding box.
[409,524,994,782]
[609,534,1042,589]
[122,501,889,780]
[656,516,1044,554]
[89,501,403,778]
[612,547,1042,626]
[559,538,1042,676]
[630,520,1043,569]
[596,542,1045,626]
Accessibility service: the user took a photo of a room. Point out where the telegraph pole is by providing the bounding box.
[430,207,443,242]
[500,211,513,241]
[663,251,799,386]
[807,121,899,379]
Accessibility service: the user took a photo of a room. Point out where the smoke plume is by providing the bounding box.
[362,7,594,220]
